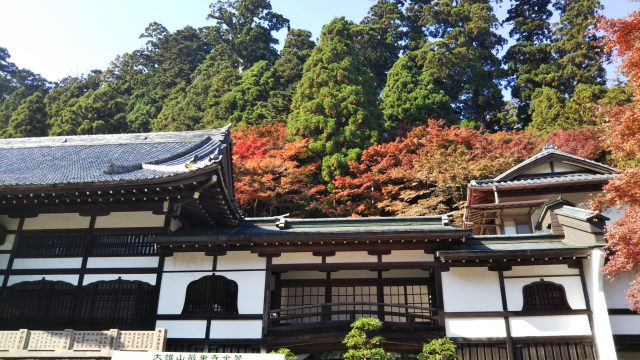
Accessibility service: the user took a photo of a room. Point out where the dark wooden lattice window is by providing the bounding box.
[522,280,571,311]
[16,232,91,257]
[90,233,158,256]
[0,278,156,330]
[79,278,156,329]
[182,275,239,315]
[0,279,78,329]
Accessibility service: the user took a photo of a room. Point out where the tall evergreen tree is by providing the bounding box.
[274,29,315,89]
[503,0,553,126]
[354,0,406,91]
[380,50,454,128]
[420,0,506,129]
[273,29,316,116]
[544,0,606,95]
[400,0,432,51]
[207,0,290,68]
[208,60,284,125]
[4,92,48,138]
[287,17,383,181]
[153,47,241,131]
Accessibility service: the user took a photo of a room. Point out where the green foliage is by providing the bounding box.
[354,0,405,91]
[502,0,553,125]
[417,338,457,360]
[153,47,241,131]
[528,87,566,133]
[4,92,48,138]
[275,29,316,89]
[287,17,383,181]
[209,60,285,125]
[208,0,289,67]
[380,50,454,128]
[529,84,628,133]
[419,0,506,129]
[550,0,606,95]
[269,348,296,360]
[343,318,391,360]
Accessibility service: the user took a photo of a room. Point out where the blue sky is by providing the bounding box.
[0,0,638,82]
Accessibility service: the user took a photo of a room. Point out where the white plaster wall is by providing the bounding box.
[7,274,78,285]
[164,253,213,271]
[158,271,265,314]
[0,234,14,251]
[605,271,635,309]
[12,257,82,269]
[94,211,165,228]
[584,249,617,359]
[504,276,586,311]
[209,320,262,339]
[82,273,157,285]
[441,267,502,312]
[216,251,266,270]
[382,269,430,278]
[326,251,377,263]
[0,254,8,270]
[610,315,640,334]
[523,163,552,175]
[86,256,159,268]
[509,315,591,337]
[0,215,20,230]
[280,271,326,280]
[504,264,578,277]
[445,318,506,338]
[382,250,434,262]
[23,213,90,230]
[554,163,584,172]
[331,270,378,279]
[271,252,320,265]
[156,320,207,339]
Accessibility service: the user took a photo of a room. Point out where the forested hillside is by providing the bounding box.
[0,0,635,220]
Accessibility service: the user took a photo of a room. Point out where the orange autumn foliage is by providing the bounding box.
[332,121,603,223]
[232,124,325,217]
[596,10,640,310]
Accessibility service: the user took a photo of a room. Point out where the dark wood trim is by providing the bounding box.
[1,267,160,276]
[498,270,514,360]
[262,256,272,340]
[503,273,579,279]
[510,335,594,343]
[156,314,264,320]
[579,262,598,358]
[434,264,445,329]
[608,308,640,315]
[2,217,23,289]
[445,309,592,318]
[269,261,438,272]
[313,251,335,257]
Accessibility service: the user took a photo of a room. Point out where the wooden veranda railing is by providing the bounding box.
[268,302,439,328]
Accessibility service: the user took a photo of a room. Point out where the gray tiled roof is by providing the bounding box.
[156,215,469,244]
[493,147,616,181]
[470,173,616,188]
[0,126,230,188]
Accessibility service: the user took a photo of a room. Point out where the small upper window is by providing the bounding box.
[502,217,531,235]
[522,280,571,311]
[182,275,239,315]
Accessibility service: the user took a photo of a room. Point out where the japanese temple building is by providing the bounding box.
[0,127,638,359]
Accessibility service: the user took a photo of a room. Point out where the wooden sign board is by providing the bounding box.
[112,351,285,360]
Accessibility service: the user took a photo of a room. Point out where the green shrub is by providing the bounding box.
[417,337,457,360]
